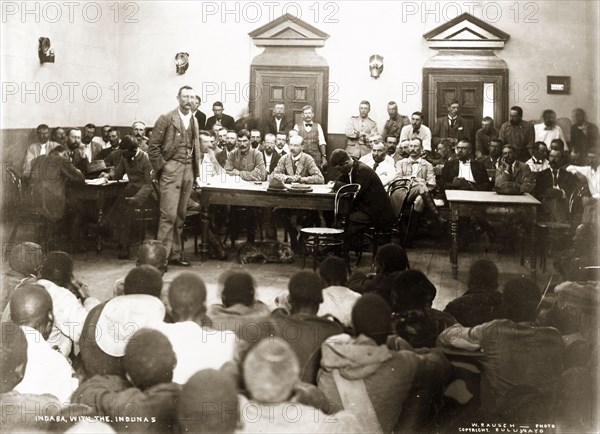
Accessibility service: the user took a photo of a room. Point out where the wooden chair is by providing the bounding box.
[536,185,586,272]
[300,184,360,271]
[5,168,50,255]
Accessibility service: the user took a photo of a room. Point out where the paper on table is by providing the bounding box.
[85,178,108,185]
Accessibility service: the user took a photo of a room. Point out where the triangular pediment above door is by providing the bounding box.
[423,12,510,49]
[249,13,330,47]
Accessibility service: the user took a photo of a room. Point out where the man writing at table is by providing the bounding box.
[495,144,535,195]
[100,135,154,259]
[270,135,324,251]
[148,85,202,267]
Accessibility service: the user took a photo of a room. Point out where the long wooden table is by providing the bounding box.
[197,181,336,261]
[445,190,541,279]
[68,180,125,255]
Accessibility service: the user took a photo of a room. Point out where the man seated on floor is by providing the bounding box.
[149,273,236,385]
[444,259,505,327]
[8,285,80,403]
[359,133,397,187]
[73,328,180,434]
[100,135,155,259]
[2,242,43,312]
[494,144,536,194]
[22,123,58,179]
[330,148,396,237]
[270,134,324,251]
[535,149,578,222]
[437,277,565,421]
[225,129,266,245]
[526,141,551,173]
[440,139,490,191]
[391,138,445,235]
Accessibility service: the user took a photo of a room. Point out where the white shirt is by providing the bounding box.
[81,143,93,162]
[399,124,432,151]
[566,165,600,199]
[526,157,551,173]
[275,117,282,132]
[149,321,236,384]
[293,123,327,145]
[318,286,362,327]
[359,153,397,187]
[534,123,566,149]
[458,160,475,182]
[264,152,273,172]
[178,108,192,130]
[15,326,79,403]
[275,144,290,155]
[40,141,49,155]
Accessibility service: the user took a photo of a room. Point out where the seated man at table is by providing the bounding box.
[270,135,324,251]
[225,129,266,245]
[495,144,536,194]
[100,135,154,259]
[330,149,395,236]
[437,277,564,421]
[440,140,489,191]
[535,149,578,222]
[526,141,551,173]
[390,139,444,230]
[359,133,397,187]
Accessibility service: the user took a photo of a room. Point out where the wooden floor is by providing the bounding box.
[1,222,555,312]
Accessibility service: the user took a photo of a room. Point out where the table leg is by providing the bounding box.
[312,234,319,271]
[529,216,537,279]
[96,192,105,256]
[199,190,210,262]
[450,205,459,279]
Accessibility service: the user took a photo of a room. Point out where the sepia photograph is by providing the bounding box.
[1,1,599,432]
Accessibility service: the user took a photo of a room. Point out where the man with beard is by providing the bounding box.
[22,124,59,178]
[212,126,228,167]
[571,108,599,155]
[72,123,103,174]
[480,138,503,171]
[132,121,149,152]
[440,140,489,191]
[345,100,378,158]
[526,142,551,173]
[494,144,535,195]
[206,101,235,131]
[535,109,566,149]
[499,106,535,162]
[391,139,444,229]
[475,116,498,158]
[265,102,291,135]
[100,135,154,259]
[250,129,262,149]
[148,85,202,267]
[261,133,281,175]
[432,99,472,147]
[359,134,396,187]
[190,95,206,130]
[294,105,327,168]
[98,128,121,162]
[400,111,432,152]
[386,136,398,158]
[51,127,66,146]
[535,149,578,222]
[95,125,112,149]
[382,101,410,142]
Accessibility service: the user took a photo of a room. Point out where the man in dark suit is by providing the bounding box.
[432,99,471,148]
[494,145,536,194]
[205,101,235,131]
[261,133,281,175]
[330,149,395,234]
[148,85,202,266]
[441,140,489,191]
[535,149,578,222]
[191,95,206,130]
[264,103,291,135]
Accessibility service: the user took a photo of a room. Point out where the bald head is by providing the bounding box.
[9,284,53,339]
[168,273,207,322]
[136,241,168,275]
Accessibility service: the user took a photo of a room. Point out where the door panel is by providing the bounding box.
[437,81,483,142]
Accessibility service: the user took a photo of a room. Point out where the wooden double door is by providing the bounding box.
[250,66,329,133]
[437,82,483,140]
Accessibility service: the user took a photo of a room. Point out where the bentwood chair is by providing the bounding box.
[300,183,360,272]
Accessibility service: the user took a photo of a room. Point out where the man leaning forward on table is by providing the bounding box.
[148,85,202,267]
[270,135,324,252]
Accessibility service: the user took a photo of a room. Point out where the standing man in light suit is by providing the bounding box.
[148,85,201,267]
[294,105,328,169]
[345,100,378,158]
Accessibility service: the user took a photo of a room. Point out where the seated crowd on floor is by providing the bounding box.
[1,241,598,433]
[14,89,600,264]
